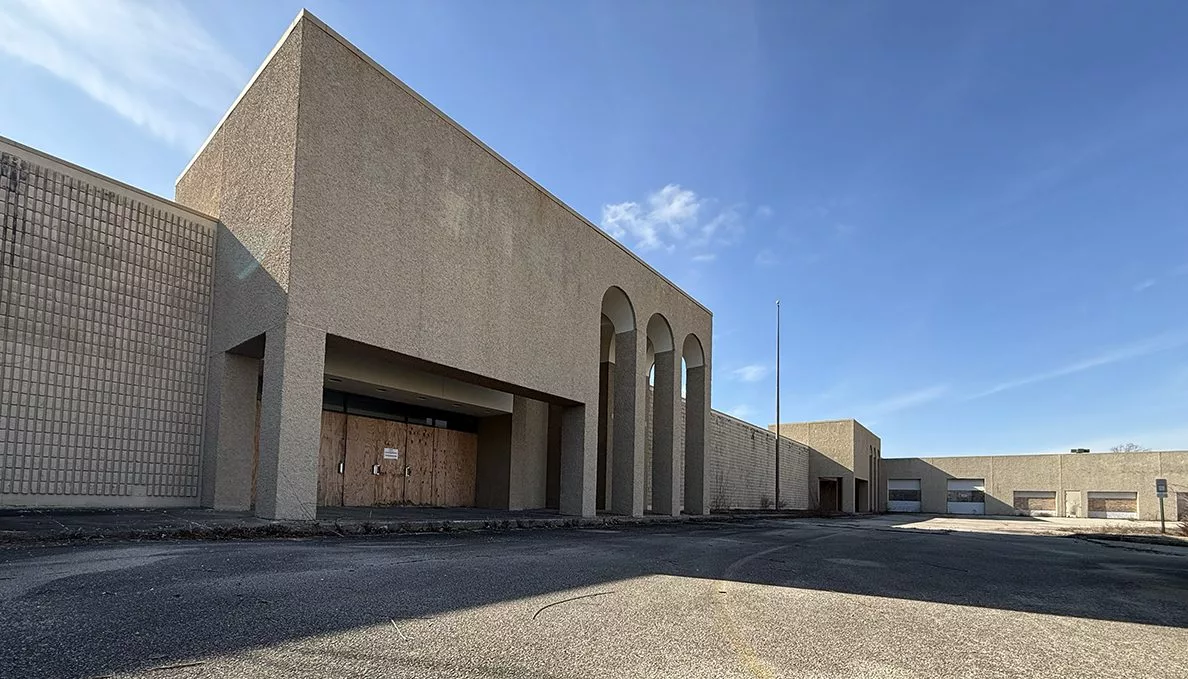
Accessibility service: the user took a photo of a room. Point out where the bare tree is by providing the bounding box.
[1110,442,1151,453]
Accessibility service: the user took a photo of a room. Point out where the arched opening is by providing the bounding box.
[646,314,678,516]
[597,287,642,515]
[682,333,708,515]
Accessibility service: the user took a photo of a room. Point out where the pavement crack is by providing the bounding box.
[532,590,614,620]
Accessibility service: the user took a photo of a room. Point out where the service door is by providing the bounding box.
[887,479,921,512]
[1065,490,1082,518]
[946,479,985,515]
[1087,491,1138,519]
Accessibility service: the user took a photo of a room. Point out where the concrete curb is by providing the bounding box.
[0,510,835,548]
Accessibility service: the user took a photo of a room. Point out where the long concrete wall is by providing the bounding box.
[0,137,217,507]
[883,451,1188,520]
[643,391,811,511]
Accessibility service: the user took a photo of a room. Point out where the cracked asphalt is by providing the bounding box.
[2,518,1185,678]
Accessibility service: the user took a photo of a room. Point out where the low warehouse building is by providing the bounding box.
[882,451,1188,521]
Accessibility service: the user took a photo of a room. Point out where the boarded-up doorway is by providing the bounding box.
[318,412,477,508]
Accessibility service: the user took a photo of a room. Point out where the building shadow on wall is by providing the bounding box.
[6,519,1187,679]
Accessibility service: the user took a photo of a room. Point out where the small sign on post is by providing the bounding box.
[1156,479,1168,534]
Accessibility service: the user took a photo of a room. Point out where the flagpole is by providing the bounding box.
[775,299,781,510]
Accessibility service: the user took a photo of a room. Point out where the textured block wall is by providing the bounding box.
[644,389,811,511]
[0,144,215,507]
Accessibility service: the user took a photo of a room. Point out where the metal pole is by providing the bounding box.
[1160,496,1166,534]
[775,299,781,511]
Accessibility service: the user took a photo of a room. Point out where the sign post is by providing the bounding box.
[1156,478,1168,534]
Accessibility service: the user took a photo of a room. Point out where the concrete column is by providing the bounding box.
[650,350,679,516]
[596,361,613,511]
[256,320,326,520]
[559,403,596,517]
[201,351,260,510]
[509,396,549,510]
[475,414,512,509]
[683,364,709,515]
[611,329,645,517]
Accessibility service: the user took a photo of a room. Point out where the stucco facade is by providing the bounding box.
[772,419,883,513]
[882,451,1188,521]
[176,12,713,520]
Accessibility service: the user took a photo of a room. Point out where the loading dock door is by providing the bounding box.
[887,479,921,512]
[946,479,985,515]
[1013,491,1057,517]
[1087,491,1138,519]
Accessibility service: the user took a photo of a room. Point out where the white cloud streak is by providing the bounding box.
[732,364,770,382]
[864,384,949,416]
[0,0,245,149]
[726,404,755,421]
[966,330,1188,400]
[601,184,743,252]
[1132,278,1156,293]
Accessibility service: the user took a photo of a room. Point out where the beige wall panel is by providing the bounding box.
[285,18,713,412]
[1,138,215,509]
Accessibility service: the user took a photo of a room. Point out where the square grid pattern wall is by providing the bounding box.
[1,150,215,503]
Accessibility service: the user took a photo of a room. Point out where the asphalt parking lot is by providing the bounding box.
[2,518,1185,678]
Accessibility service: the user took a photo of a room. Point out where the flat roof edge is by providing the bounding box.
[1,134,217,225]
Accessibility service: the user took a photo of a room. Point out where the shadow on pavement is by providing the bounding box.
[1,518,1186,678]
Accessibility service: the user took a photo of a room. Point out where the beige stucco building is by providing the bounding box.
[1,11,830,520]
[882,451,1188,521]
[772,420,883,513]
[5,10,1177,525]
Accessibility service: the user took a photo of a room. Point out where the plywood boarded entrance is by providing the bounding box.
[317,412,477,508]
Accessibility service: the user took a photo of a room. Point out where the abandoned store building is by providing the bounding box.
[0,11,861,520]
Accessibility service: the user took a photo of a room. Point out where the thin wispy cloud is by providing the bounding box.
[732,364,770,382]
[864,384,949,417]
[966,330,1188,400]
[0,0,245,149]
[726,404,755,421]
[1132,278,1156,293]
[601,184,744,252]
[754,249,779,266]
[691,253,717,263]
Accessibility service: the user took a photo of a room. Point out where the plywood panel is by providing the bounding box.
[317,411,347,506]
[454,430,478,507]
[432,428,451,506]
[343,415,380,506]
[1013,491,1056,512]
[432,429,478,507]
[405,424,436,505]
[375,420,408,505]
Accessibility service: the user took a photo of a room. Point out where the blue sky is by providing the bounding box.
[2,0,1186,456]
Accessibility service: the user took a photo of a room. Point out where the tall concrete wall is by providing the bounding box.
[643,391,811,511]
[0,137,217,508]
[883,451,1188,520]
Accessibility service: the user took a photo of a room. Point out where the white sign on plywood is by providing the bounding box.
[383,448,400,460]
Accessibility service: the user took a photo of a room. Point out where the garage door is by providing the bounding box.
[1013,491,1057,517]
[946,479,985,515]
[887,479,921,512]
[1087,491,1138,519]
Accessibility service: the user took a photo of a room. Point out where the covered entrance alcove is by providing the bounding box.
[315,337,565,513]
